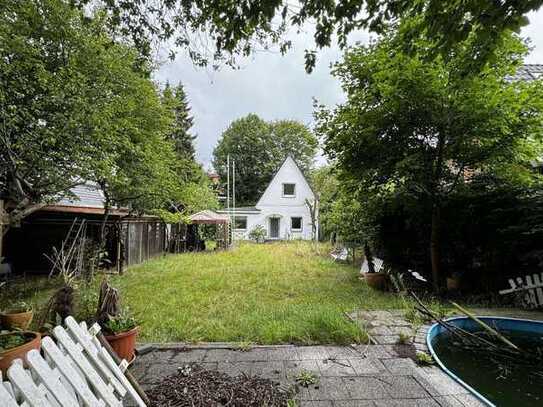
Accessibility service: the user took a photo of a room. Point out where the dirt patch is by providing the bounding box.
[147,363,295,406]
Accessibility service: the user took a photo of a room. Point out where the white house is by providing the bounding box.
[217,156,318,240]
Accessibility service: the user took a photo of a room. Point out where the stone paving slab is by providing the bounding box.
[129,344,485,406]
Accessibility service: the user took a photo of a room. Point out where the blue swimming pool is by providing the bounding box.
[427,316,543,406]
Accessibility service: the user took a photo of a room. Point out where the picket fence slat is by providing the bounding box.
[499,273,543,308]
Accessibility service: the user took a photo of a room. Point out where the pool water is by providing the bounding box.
[431,321,543,406]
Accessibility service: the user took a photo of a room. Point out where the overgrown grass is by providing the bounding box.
[1,241,407,344]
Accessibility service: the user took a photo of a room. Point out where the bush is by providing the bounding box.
[373,182,543,293]
[249,225,266,243]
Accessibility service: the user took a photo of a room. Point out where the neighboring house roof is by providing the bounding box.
[57,183,105,208]
[190,210,230,224]
[508,64,543,82]
[44,183,129,216]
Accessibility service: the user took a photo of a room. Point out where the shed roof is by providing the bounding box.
[190,210,230,224]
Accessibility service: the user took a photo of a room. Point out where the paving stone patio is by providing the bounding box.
[129,343,485,406]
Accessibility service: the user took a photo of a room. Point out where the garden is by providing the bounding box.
[0,242,407,345]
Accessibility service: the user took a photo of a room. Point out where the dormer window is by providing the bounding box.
[282,183,296,197]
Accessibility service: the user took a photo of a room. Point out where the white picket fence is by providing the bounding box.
[0,316,147,406]
[499,272,543,309]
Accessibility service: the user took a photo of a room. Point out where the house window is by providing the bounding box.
[291,217,302,231]
[282,183,296,197]
[234,216,247,230]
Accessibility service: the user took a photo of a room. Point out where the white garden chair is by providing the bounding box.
[0,316,147,406]
[331,247,348,262]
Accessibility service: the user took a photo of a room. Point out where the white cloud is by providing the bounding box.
[155,11,543,168]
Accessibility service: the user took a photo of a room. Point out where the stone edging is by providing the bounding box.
[136,342,309,355]
[414,324,432,354]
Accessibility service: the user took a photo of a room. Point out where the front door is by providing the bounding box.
[269,217,280,239]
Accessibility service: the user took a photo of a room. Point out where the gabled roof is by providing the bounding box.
[508,64,543,82]
[255,155,315,206]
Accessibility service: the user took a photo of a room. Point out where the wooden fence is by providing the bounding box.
[123,221,167,267]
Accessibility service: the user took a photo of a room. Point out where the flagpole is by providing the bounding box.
[232,159,236,246]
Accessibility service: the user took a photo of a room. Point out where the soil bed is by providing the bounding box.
[147,363,295,406]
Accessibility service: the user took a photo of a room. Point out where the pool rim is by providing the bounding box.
[426,315,543,407]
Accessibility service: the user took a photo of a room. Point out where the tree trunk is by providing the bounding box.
[0,200,4,260]
[430,204,441,292]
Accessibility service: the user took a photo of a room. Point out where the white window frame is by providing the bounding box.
[234,216,248,231]
[282,183,296,197]
[291,216,303,232]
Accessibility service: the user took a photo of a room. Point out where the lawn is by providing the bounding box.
[1,241,407,344]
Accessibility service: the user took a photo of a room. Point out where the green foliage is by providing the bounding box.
[103,308,138,335]
[162,82,196,161]
[295,370,318,387]
[79,0,543,72]
[213,114,317,205]
[397,332,411,345]
[0,332,29,353]
[4,301,32,314]
[0,0,186,225]
[0,1,214,229]
[416,352,434,366]
[308,166,339,240]
[248,225,266,243]
[316,26,543,287]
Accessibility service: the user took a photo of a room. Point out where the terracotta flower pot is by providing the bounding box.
[447,277,461,291]
[105,326,139,363]
[0,332,41,374]
[365,272,388,291]
[1,310,33,330]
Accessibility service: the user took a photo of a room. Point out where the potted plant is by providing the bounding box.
[1,301,33,330]
[0,331,41,374]
[363,242,388,290]
[447,272,462,291]
[103,308,139,363]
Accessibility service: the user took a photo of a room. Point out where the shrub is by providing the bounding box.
[248,225,266,243]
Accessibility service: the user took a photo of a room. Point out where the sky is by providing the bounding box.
[155,9,543,169]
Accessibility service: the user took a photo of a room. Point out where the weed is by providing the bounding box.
[234,341,253,352]
[416,352,434,366]
[295,370,318,387]
[397,332,411,344]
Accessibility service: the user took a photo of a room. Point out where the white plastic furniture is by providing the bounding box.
[0,316,146,406]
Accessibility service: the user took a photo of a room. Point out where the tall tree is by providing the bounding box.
[212,114,317,205]
[0,1,183,241]
[162,82,196,160]
[316,28,543,291]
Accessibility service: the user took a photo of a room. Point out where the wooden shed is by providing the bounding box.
[2,184,169,275]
